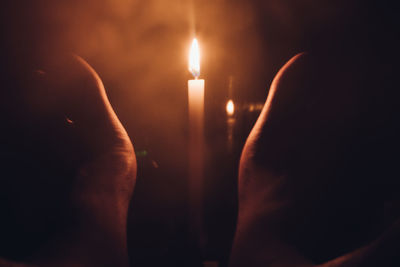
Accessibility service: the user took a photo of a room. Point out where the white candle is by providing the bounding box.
[226,99,235,152]
[188,79,204,137]
[188,38,205,246]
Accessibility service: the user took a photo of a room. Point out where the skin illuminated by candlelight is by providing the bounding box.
[0,55,136,267]
[230,52,400,267]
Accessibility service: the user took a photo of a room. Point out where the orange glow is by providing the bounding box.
[189,38,200,78]
[226,100,235,116]
[65,117,74,124]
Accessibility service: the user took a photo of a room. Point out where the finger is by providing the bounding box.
[243,52,358,172]
[41,55,120,131]
[33,55,132,159]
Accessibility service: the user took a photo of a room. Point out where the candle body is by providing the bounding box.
[188,79,205,143]
[227,117,235,152]
[188,79,205,247]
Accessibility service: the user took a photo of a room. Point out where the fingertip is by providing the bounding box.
[69,54,105,91]
[251,53,312,132]
[272,52,311,86]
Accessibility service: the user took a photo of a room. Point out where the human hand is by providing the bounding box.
[0,55,136,267]
[231,51,400,267]
[231,53,360,266]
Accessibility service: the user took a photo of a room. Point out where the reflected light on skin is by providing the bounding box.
[65,117,74,124]
[226,99,235,116]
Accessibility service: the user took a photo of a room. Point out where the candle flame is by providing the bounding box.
[226,100,235,116]
[189,38,200,78]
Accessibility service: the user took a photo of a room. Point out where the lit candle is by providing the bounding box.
[188,38,204,135]
[188,38,205,247]
[226,99,235,151]
[226,99,235,116]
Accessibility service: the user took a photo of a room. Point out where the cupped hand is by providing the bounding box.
[0,55,136,267]
[231,53,361,267]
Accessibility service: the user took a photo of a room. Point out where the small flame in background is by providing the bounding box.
[226,99,235,116]
[189,38,200,78]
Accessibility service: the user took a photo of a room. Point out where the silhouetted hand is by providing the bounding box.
[231,53,320,267]
[230,53,400,267]
[0,55,136,267]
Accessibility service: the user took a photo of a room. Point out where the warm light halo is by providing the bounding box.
[189,38,200,78]
[226,100,235,116]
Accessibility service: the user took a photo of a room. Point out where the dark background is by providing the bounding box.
[0,0,399,266]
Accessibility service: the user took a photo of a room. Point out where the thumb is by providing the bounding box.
[26,54,132,166]
[55,55,130,155]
